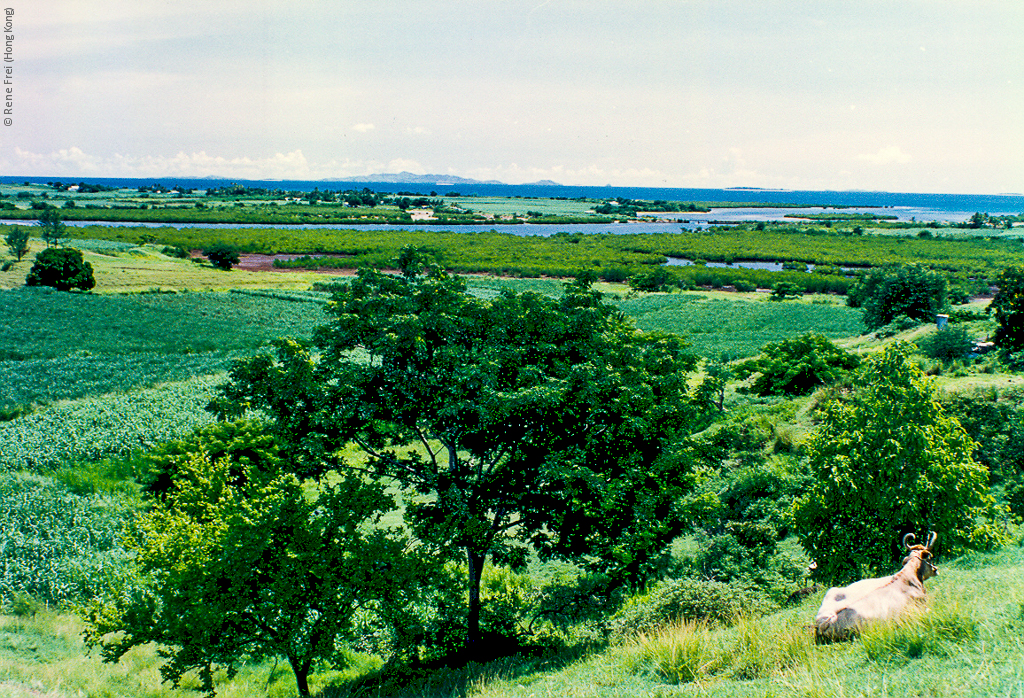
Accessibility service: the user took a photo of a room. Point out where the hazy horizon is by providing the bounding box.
[3,1,1022,195]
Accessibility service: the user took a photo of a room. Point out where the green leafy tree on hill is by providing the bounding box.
[212,251,713,649]
[847,263,948,330]
[5,225,30,261]
[83,438,430,697]
[203,244,240,270]
[25,247,95,291]
[990,266,1024,354]
[794,342,1008,584]
[37,207,67,248]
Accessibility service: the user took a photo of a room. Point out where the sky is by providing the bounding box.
[2,1,1023,194]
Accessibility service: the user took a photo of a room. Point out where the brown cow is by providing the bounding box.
[814,531,938,641]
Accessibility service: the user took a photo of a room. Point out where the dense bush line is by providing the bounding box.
[10,222,1020,290]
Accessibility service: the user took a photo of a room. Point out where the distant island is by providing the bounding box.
[322,172,561,187]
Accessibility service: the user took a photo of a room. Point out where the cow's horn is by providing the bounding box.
[926,531,937,549]
[903,532,917,549]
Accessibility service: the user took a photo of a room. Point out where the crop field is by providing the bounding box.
[0,375,223,473]
[0,236,334,293]
[617,293,865,360]
[0,352,234,412]
[0,285,326,359]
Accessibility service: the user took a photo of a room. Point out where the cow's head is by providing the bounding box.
[902,531,938,580]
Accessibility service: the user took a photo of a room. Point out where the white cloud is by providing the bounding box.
[351,123,375,133]
[856,147,912,165]
[2,147,431,182]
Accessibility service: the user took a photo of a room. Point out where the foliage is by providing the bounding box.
[36,207,67,248]
[990,266,1024,353]
[794,342,1009,584]
[940,389,1024,516]
[769,281,803,301]
[137,418,283,499]
[847,263,948,329]
[735,333,860,396]
[4,225,29,261]
[82,449,426,697]
[212,252,711,647]
[917,326,974,364]
[628,267,675,292]
[0,472,134,607]
[0,376,221,472]
[203,243,240,270]
[25,247,96,292]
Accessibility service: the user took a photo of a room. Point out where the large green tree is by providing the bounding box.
[794,342,1007,584]
[83,446,425,697]
[213,252,711,647]
[25,247,95,291]
[990,266,1024,354]
[847,263,948,330]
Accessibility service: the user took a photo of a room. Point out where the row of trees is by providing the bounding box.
[80,250,1024,696]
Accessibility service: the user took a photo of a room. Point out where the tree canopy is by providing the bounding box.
[36,207,67,248]
[213,251,713,647]
[4,225,30,261]
[25,247,95,292]
[794,342,1008,584]
[991,266,1024,354]
[847,263,948,330]
[83,437,427,697]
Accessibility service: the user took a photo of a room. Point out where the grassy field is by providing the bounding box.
[1,546,1021,697]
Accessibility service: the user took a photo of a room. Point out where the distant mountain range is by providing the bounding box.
[322,172,561,187]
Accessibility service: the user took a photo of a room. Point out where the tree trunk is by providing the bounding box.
[466,547,487,650]
[289,655,311,697]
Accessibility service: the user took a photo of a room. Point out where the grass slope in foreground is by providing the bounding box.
[0,547,1021,697]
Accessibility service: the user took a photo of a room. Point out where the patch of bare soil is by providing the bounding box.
[233,253,357,276]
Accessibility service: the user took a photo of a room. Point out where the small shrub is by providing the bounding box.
[874,314,920,338]
[609,577,777,640]
[161,245,191,259]
[735,333,860,396]
[202,243,240,270]
[918,326,974,364]
[769,282,803,301]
